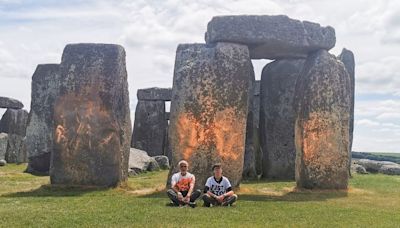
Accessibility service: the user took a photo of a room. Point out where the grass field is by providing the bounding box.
[1,164,400,227]
[370,152,400,158]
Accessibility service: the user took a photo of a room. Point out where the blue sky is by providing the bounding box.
[0,0,399,152]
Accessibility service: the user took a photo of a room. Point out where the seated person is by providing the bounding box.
[166,160,201,207]
[202,163,238,207]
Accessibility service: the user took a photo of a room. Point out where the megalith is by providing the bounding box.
[168,42,253,189]
[205,15,335,59]
[0,133,8,161]
[0,96,24,109]
[260,59,305,179]
[50,43,131,187]
[26,64,60,174]
[294,50,351,189]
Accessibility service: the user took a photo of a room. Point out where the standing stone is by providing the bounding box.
[243,78,258,179]
[260,59,305,179]
[338,48,355,176]
[0,109,28,163]
[0,108,29,136]
[50,43,131,187]
[0,96,24,109]
[0,133,8,161]
[294,50,351,189]
[253,81,262,175]
[137,87,172,101]
[169,43,253,189]
[205,15,336,59]
[26,64,60,174]
[131,100,167,156]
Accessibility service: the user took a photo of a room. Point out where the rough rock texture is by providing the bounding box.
[153,155,170,170]
[131,100,167,156]
[355,159,399,173]
[5,134,27,163]
[380,164,400,175]
[137,87,172,101]
[0,133,8,161]
[0,96,24,109]
[128,148,160,174]
[351,163,368,174]
[50,43,131,187]
[205,15,336,59]
[294,50,351,189]
[0,159,6,166]
[26,64,60,174]
[338,48,355,175]
[168,43,253,189]
[253,81,262,175]
[243,78,258,179]
[0,108,29,136]
[260,59,305,179]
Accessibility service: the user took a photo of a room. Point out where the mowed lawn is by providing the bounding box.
[1,164,400,227]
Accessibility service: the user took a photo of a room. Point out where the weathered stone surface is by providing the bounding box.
[260,59,305,179]
[380,164,400,175]
[26,64,60,174]
[0,159,6,166]
[338,48,355,176]
[168,42,253,189]
[355,159,399,173]
[0,108,29,136]
[50,43,131,187]
[0,133,8,161]
[294,49,351,189]
[131,100,167,156]
[253,81,262,175]
[205,15,336,59]
[5,134,27,163]
[153,155,170,170]
[137,87,172,101]
[351,163,368,174]
[128,148,160,173]
[0,96,24,109]
[243,78,258,179]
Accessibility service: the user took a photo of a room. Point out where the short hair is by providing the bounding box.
[212,163,222,170]
[178,160,188,167]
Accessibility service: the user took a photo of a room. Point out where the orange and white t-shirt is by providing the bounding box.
[171,172,195,192]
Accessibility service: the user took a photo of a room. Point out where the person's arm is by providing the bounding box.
[187,175,195,197]
[204,178,217,198]
[222,178,234,198]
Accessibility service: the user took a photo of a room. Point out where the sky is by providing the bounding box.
[0,0,399,153]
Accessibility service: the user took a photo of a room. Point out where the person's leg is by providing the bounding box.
[190,189,201,203]
[202,194,217,207]
[221,194,238,206]
[166,189,180,206]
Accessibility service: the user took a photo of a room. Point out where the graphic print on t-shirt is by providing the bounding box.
[172,172,194,192]
[205,176,232,196]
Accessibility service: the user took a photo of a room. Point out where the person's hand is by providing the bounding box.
[184,195,190,203]
[216,195,224,203]
[177,192,184,202]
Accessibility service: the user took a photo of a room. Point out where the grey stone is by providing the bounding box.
[294,49,351,189]
[0,133,8,160]
[168,42,253,189]
[50,43,131,187]
[260,59,305,180]
[0,96,24,109]
[137,87,172,101]
[153,155,170,170]
[253,81,262,175]
[351,163,368,174]
[131,100,167,156]
[380,164,400,175]
[338,48,355,176]
[205,15,335,59]
[355,159,398,173]
[26,64,60,174]
[129,148,159,173]
[5,134,27,163]
[0,108,29,136]
[0,159,6,166]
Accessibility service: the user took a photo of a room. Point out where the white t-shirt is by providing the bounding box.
[205,176,232,196]
[171,172,195,192]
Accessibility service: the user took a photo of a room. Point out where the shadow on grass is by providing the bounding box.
[139,188,348,202]
[1,184,108,198]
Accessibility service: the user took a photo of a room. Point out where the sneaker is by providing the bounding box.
[189,202,196,208]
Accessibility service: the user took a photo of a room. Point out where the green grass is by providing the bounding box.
[1,164,400,227]
[370,152,400,158]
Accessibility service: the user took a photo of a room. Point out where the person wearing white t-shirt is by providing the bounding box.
[202,163,238,207]
[166,160,201,207]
